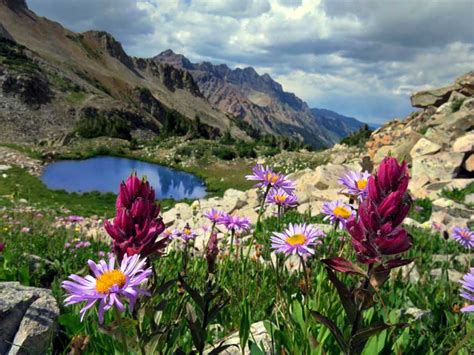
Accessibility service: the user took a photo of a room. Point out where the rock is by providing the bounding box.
[430,210,469,230]
[408,174,431,199]
[404,307,431,321]
[410,84,458,108]
[403,218,422,229]
[303,164,348,190]
[430,269,464,283]
[0,164,11,171]
[409,138,441,158]
[204,321,271,354]
[465,154,474,172]
[412,152,465,181]
[392,263,420,284]
[424,178,473,199]
[452,132,474,153]
[465,193,474,205]
[456,71,474,96]
[223,189,248,212]
[0,282,59,355]
[432,198,472,219]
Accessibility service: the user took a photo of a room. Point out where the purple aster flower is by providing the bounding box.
[266,188,298,207]
[452,227,474,249]
[62,254,152,323]
[271,223,325,256]
[321,200,354,227]
[460,267,474,312]
[221,214,251,232]
[245,164,295,193]
[204,208,226,224]
[181,224,197,241]
[68,215,84,223]
[338,170,371,200]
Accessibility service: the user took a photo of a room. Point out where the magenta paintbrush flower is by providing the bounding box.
[266,187,298,207]
[245,164,295,193]
[452,227,474,249]
[344,157,412,266]
[338,170,371,200]
[460,268,474,312]
[104,174,167,260]
[271,223,325,256]
[62,254,152,323]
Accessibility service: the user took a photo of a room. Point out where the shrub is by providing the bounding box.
[212,146,236,160]
[340,124,372,147]
[236,141,257,158]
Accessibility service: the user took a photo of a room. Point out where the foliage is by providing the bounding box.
[75,109,132,140]
[441,182,474,206]
[409,198,433,223]
[0,38,41,74]
[451,98,466,112]
[340,124,373,147]
[211,146,237,160]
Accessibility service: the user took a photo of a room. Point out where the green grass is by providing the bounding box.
[0,207,472,354]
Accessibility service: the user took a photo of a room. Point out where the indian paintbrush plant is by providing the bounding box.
[319,157,413,354]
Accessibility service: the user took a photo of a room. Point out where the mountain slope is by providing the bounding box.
[310,108,366,137]
[155,50,340,148]
[0,0,245,143]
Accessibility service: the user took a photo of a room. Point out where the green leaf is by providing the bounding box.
[310,310,347,352]
[351,323,392,346]
[240,299,251,351]
[292,300,305,331]
[250,341,266,355]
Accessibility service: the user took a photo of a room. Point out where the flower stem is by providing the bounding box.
[244,185,271,265]
[114,308,129,354]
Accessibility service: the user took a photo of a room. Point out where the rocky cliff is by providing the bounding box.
[155,49,365,148]
[0,0,245,144]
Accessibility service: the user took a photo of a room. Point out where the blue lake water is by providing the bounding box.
[41,156,207,200]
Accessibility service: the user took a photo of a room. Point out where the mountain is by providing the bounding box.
[309,108,367,137]
[0,0,360,148]
[0,0,246,144]
[155,50,345,148]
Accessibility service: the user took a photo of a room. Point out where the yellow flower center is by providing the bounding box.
[286,234,307,246]
[461,231,471,239]
[333,206,351,219]
[275,194,287,204]
[184,228,192,235]
[213,213,220,220]
[265,173,279,184]
[95,270,126,293]
[356,179,368,190]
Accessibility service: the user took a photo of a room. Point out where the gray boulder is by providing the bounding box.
[0,282,59,355]
[410,84,458,108]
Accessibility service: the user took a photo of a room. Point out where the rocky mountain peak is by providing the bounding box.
[82,30,134,69]
[154,49,194,70]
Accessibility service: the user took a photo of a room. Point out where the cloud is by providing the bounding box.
[28,0,154,46]
[27,0,474,123]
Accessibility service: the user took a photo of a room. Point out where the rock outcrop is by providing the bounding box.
[0,282,59,355]
[366,71,474,229]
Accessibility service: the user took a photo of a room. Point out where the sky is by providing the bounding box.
[28,0,474,124]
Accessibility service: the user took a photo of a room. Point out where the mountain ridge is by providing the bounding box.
[0,1,363,147]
